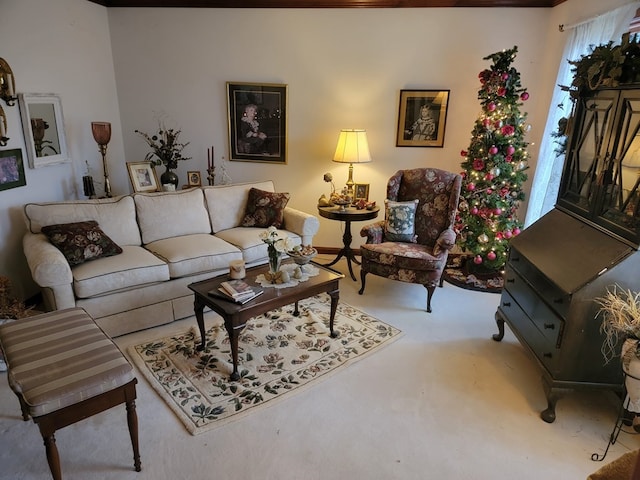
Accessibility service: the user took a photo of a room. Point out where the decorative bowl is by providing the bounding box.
[287,248,318,265]
[332,199,351,210]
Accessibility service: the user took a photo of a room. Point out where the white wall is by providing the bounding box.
[109,6,552,253]
[0,0,634,300]
[0,0,125,299]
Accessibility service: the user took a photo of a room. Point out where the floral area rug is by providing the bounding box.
[442,255,503,294]
[128,294,402,435]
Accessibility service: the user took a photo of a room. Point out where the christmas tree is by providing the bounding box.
[455,46,530,272]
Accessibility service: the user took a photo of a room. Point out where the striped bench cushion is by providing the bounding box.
[0,308,134,417]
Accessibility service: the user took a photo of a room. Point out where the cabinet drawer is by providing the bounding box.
[507,250,571,319]
[504,269,564,347]
[499,291,561,376]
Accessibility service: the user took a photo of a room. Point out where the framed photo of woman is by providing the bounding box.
[396,90,450,148]
[227,82,288,164]
[188,171,202,187]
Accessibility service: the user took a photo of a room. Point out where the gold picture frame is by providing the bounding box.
[187,170,202,187]
[354,183,370,201]
[127,161,159,193]
[396,89,450,148]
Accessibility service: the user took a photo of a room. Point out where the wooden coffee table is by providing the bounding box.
[188,261,344,381]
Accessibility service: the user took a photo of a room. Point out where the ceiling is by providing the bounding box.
[88,0,567,8]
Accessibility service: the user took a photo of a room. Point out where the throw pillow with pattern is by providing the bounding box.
[384,199,419,243]
[240,188,291,228]
[42,221,123,266]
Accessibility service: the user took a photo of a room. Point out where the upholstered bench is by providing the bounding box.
[0,307,141,479]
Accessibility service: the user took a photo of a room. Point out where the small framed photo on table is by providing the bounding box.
[188,171,202,187]
[0,148,27,192]
[354,183,370,201]
[127,161,159,193]
[396,89,450,147]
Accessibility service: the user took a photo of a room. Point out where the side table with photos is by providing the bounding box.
[317,205,380,281]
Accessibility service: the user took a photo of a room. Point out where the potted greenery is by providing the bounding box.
[135,122,191,189]
[598,285,640,429]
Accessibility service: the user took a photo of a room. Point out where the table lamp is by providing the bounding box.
[332,129,371,198]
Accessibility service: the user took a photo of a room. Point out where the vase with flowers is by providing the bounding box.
[260,226,294,284]
[598,286,640,430]
[135,122,191,189]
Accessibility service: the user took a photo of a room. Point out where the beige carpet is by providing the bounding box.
[129,293,402,435]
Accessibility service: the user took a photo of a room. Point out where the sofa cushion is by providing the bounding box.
[215,227,301,264]
[240,188,290,228]
[42,221,123,266]
[72,245,170,299]
[134,188,211,244]
[24,196,141,246]
[144,233,242,278]
[384,199,419,243]
[203,181,275,232]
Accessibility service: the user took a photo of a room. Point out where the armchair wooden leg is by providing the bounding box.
[424,285,435,313]
[42,432,62,480]
[358,270,367,295]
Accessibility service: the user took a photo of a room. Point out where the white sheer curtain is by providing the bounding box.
[525,2,640,226]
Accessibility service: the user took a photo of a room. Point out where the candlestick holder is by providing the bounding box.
[207,166,215,186]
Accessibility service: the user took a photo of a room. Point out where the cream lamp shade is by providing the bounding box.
[332,129,372,197]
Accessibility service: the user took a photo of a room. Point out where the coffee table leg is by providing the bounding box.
[227,324,241,381]
[194,297,207,351]
[293,301,300,317]
[328,288,339,338]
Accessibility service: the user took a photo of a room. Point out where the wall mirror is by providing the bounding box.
[18,93,69,168]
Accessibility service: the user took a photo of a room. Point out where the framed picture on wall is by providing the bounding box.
[127,161,160,193]
[396,90,450,148]
[227,82,288,164]
[0,149,26,192]
[18,93,70,168]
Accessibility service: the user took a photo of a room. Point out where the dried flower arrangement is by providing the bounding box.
[597,285,640,364]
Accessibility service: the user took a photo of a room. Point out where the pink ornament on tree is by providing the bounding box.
[487,251,497,261]
[506,145,515,155]
[471,207,479,215]
[467,183,476,191]
[521,91,529,101]
[494,208,502,215]
[487,102,497,112]
[473,255,483,265]
[504,230,513,239]
[513,227,521,236]
[489,145,499,155]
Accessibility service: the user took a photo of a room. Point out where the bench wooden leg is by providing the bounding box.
[42,433,62,480]
[126,397,141,472]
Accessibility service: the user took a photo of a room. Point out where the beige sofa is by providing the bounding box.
[22,181,319,337]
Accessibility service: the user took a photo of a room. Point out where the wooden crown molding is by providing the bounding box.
[88,0,567,8]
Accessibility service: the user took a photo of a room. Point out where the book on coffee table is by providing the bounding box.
[208,286,264,305]
[220,280,256,299]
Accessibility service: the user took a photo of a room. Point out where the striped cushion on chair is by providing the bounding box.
[0,308,134,417]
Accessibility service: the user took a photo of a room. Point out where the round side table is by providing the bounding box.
[318,205,380,281]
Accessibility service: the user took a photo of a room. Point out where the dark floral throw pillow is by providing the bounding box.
[42,221,123,266]
[384,199,419,243]
[240,188,291,228]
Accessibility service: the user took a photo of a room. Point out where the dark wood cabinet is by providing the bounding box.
[494,86,640,422]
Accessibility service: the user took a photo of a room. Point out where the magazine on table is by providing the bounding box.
[208,284,264,304]
[220,280,256,299]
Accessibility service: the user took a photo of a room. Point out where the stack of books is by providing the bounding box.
[209,279,263,304]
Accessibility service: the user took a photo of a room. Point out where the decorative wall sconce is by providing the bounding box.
[0,58,17,106]
[91,121,112,198]
[0,105,8,146]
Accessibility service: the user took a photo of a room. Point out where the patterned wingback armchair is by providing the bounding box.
[358,168,462,312]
